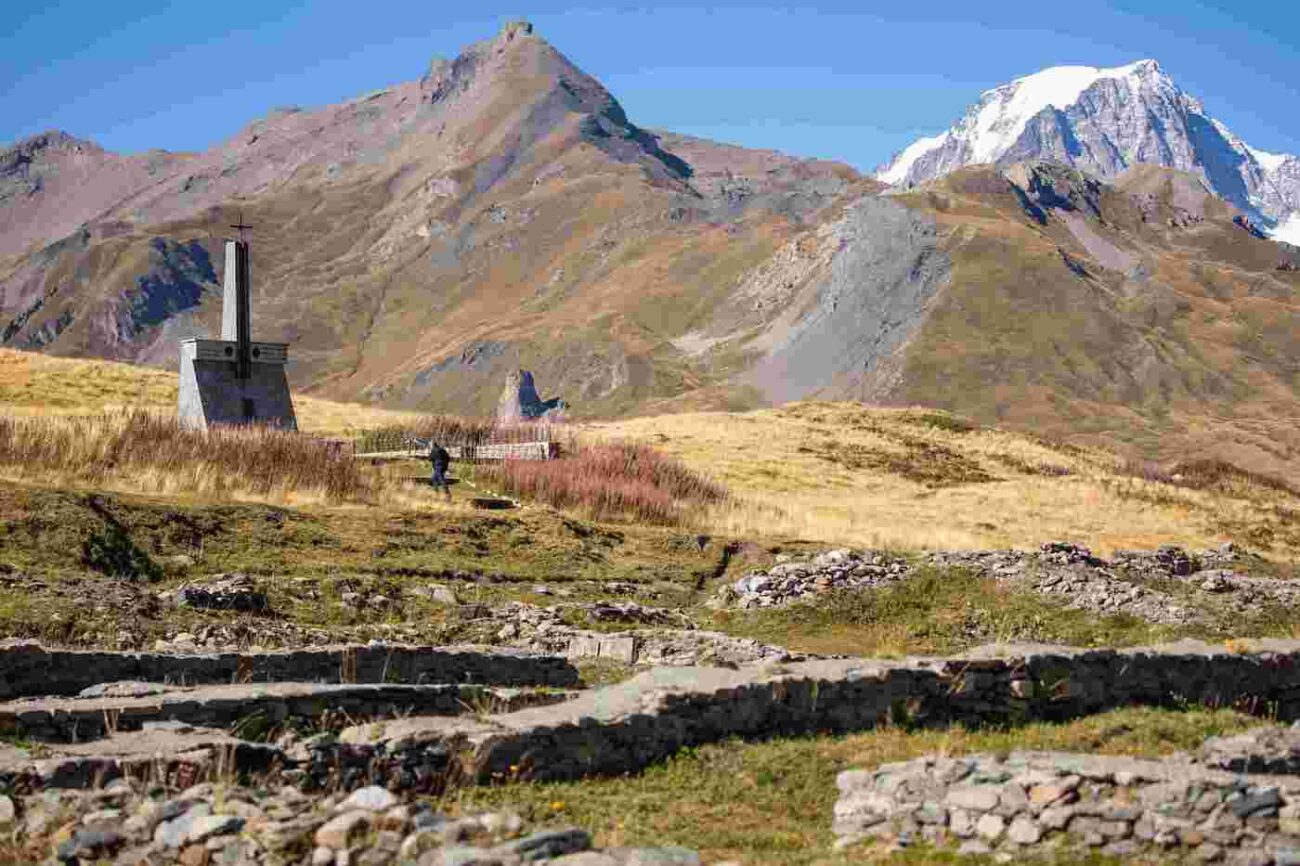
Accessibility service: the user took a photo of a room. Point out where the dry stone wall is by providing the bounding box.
[832,738,1300,864]
[12,641,1300,801]
[0,682,570,743]
[0,642,579,699]
[315,642,1300,792]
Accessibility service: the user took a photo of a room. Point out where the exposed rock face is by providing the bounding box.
[878,59,1300,236]
[748,195,951,403]
[495,370,566,422]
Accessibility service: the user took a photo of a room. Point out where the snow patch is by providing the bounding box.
[1270,213,1300,247]
[877,131,951,185]
[1248,146,1291,174]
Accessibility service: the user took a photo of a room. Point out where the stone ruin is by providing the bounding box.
[12,541,1300,863]
[177,230,296,430]
[11,633,1300,862]
[495,370,566,423]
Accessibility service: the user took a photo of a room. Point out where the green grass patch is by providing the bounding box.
[708,566,1176,657]
[443,707,1258,866]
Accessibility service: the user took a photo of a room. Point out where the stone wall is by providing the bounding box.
[320,642,1300,791]
[14,641,1300,796]
[0,642,579,699]
[833,742,1300,863]
[0,682,570,743]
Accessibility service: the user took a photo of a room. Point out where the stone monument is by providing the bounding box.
[177,222,296,430]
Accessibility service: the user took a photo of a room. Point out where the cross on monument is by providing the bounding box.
[230,214,253,244]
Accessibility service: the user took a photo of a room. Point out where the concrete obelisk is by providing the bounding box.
[177,219,297,430]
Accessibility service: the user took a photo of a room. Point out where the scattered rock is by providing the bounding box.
[720,541,1290,626]
[340,786,399,812]
[175,573,268,612]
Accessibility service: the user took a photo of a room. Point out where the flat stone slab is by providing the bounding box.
[833,747,1300,861]
[1203,726,1300,775]
[0,681,573,742]
[0,641,579,698]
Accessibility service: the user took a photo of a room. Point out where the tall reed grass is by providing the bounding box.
[356,416,555,454]
[481,442,726,525]
[0,411,369,501]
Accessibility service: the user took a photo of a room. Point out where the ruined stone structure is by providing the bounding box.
[177,235,296,430]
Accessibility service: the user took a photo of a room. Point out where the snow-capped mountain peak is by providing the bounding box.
[963,60,1166,164]
[877,59,1300,243]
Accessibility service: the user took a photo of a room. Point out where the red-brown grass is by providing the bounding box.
[1118,456,1298,497]
[481,442,726,525]
[0,411,369,501]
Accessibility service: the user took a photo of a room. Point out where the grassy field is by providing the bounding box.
[0,348,421,437]
[595,402,1300,558]
[3,348,1297,562]
[0,350,1295,864]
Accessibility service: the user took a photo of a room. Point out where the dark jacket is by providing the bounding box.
[429,444,451,473]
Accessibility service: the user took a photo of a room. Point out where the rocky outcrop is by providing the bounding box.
[495,370,566,422]
[1,777,697,866]
[716,542,1291,627]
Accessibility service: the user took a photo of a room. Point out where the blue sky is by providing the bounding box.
[3,1,1297,171]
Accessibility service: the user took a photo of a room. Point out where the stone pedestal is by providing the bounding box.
[178,339,296,430]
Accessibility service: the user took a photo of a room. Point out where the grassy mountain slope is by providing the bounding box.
[0,22,859,419]
[876,164,1300,481]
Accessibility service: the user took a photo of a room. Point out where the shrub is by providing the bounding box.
[482,442,726,525]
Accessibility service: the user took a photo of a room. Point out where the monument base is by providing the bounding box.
[178,338,296,430]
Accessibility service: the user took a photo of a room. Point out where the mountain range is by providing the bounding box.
[877,59,1300,245]
[2,22,1299,481]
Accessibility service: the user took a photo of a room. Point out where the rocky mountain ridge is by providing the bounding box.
[877,60,1300,245]
[1,23,1298,482]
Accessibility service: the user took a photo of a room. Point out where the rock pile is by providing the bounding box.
[722,541,1294,626]
[476,601,798,666]
[714,548,910,608]
[833,737,1300,863]
[173,573,268,612]
[13,779,700,865]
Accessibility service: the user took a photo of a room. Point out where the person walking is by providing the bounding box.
[428,440,452,502]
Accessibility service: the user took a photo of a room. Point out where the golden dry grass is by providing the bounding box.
[0,348,421,437]
[591,402,1300,558]
[2,348,1296,559]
